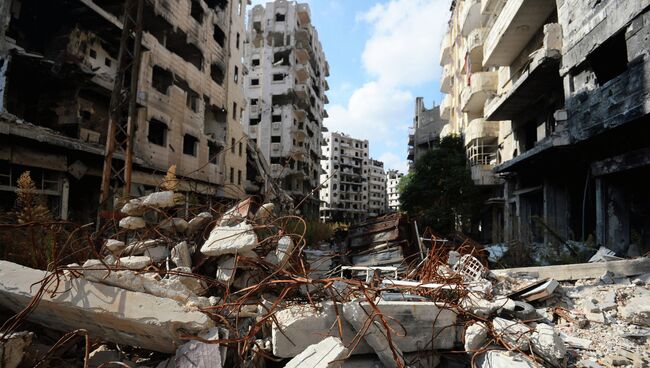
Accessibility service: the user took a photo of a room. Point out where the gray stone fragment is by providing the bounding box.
[464,322,488,351]
[493,317,531,351]
[200,223,258,256]
[171,241,192,268]
[160,218,189,234]
[141,191,176,208]
[284,336,348,368]
[119,216,146,230]
[530,324,566,367]
[105,239,126,253]
[0,331,33,368]
[188,212,213,234]
[175,327,223,368]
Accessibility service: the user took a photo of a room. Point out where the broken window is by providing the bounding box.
[272,74,284,82]
[251,99,258,106]
[186,89,200,112]
[208,141,221,164]
[213,25,226,48]
[236,33,240,49]
[152,66,173,94]
[249,118,261,125]
[588,30,628,85]
[234,66,239,84]
[275,13,286,22]
[252,59,260,67]
[232,102,237,120]
[272,114,282,122]
[210,63,225,85]
[104,58,112,67]
[230,167,234,183]
[231,138,236,153]
[273,50,291,66]
[166,31,204,70]
[148,119,168,146]
[271,136,281,143]
[89,49,97,59]
[238,170,242,185]
[238,142,243,156]
[190,0,204,23]
[183,134,199,156]
[251,79,260,86]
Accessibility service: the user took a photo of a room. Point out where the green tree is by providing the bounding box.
[399,135,483,235]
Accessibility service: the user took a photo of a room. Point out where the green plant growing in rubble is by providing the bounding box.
[398,135,483,236]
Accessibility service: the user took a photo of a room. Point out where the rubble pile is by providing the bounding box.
[0,193,649,367]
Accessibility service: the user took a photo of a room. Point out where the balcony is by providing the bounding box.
[460,0,482,36]
[440,95,452,121]
[292,125,308,141]
[294,65,309,84]
[293,107,306,122]
[323,79,330,91]
[470,165,498,186]
[480,0,502,15]
[293,83,309,102]
[297,3,311,27]
[408,134,415,146]
[483,0,557,67]
[460,71,497,113]
[295,48,310,64]
[465,27,488,73]
[485,24,562,121]
[440,65,453,94]
[440,123,453,138]
[464,118,500,146]
[439,31,452,66]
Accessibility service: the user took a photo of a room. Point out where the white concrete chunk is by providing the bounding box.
[119,256,153,269]
[144,245,170,263]
[284,336,348,368]
[119,216,146,230]
[215,256,237,284]
[493,317,531,351]
[476,350,539,368]
[123,239,165,255]
[175,328,223,368]
[200,223,258,256]
[121,199,146,216]
[530,324,566,367]
[254,203,275,224]
[619,295,650,326]
[160,218,189,234]
[276,236,295,265]
[0,260,213,353]
[464,322,488,351]
[141,191,176,208]
[105,239,126,253]
[171,241,192,268]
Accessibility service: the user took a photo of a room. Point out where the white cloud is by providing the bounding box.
[325,0,450,172]
[359,0,449,86]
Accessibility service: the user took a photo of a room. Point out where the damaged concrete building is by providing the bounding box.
[242,0,330,220]
[439,0,650,254]
[386,169,404,212]
[0,0,249,221]
[407,97,446,171]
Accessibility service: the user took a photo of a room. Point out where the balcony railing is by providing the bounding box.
[460,71,497,113]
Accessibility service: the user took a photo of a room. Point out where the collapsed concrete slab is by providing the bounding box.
[271,302,372,358]
[0,261,213,353]
[284,336,348,368]
[201,223,258,256]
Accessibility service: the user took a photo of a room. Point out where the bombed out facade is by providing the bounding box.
[242,0,330,220]
[407,97,446,171]
[0,0,248,221]
[440,0,650,254]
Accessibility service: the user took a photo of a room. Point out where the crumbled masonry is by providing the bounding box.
[1,194,650,368]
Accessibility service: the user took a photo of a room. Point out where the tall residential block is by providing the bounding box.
[386,170,404,212]
[440,0,650,254]
[407,97,446,171]
[367,159,387,217]
[242,0,330,219]
[0,0,248,221]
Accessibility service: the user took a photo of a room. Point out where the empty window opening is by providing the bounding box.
[208,141,222,164]
[232,102,237,120]
[272,114,282,122]
[234,66,239,83]
[166,30,204,70]
[249,118,261,125]
[231,138,236,153]
[186,89,200,112]
[236,33,240,49]
[104,58,112,67]
[271,136,281,143]
[190,0,204,23]
[210,63,225,85]
[251,78,260,86]
[183,134,199,156]
[148,119,168,146]
[275,13,286,22]
[152,66,173,94]
[89,49,97,59]
[238,170,242,185]
[252,58,260,67]
[213,25,226,47]
[251,98,258,106]
[273,50,291,66]
[272,73,284,82]
[230,167,234,183]
[588,31,628,86]
[238,142,243,156]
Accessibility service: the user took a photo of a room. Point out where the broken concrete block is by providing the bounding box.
[276,236,295,265]
[254,203,275,224]
[119,256,153,269]
[160,217,189,234]
[119,216,146,230]
[188,212,213,234]
[464,322,488,351]
[619,295,650,326]
[200,223,258,257]
[493,317,531,351]
[462,295,514,318]
[123,239,165,255]
[174,327,223,368]
[171,241,192,268]
[121,199,146,216]
[141,191,176,208]
[219,200,251,226]
[0,331,33,368]
[285,336,348,368]
[530,324,566,367]
[170,267,207,295]
[342,301,405,368]
[0,260,212,353]
[475,350,539,368]
[144,245,170,263]
[272,302,372,358]
[215,256,236,284]
[105,239,126,253]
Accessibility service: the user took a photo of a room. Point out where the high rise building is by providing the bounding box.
[367,159,387,217]
[0,0,247,220]
[242,0,330,219]
[407,97,446,171]
[386,170,404,212]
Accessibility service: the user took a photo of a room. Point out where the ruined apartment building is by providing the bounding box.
[367,159,387,217]
[0,0,248,221]
[242,0,330,220]
[407,97,445,171]
[320,132,378,223]
[386,169,404,212]
[440,0,650,254]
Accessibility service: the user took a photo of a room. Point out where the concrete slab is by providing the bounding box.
[284,336,348,368]
[200,223,258,257]
[0,260,213,353]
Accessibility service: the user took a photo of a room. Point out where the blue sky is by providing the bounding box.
[250,0,450,172]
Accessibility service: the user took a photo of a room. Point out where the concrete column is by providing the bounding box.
[60,177,70,220]
[595,178,604,246]
[606,181,629,254]
[503,180,513,242]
